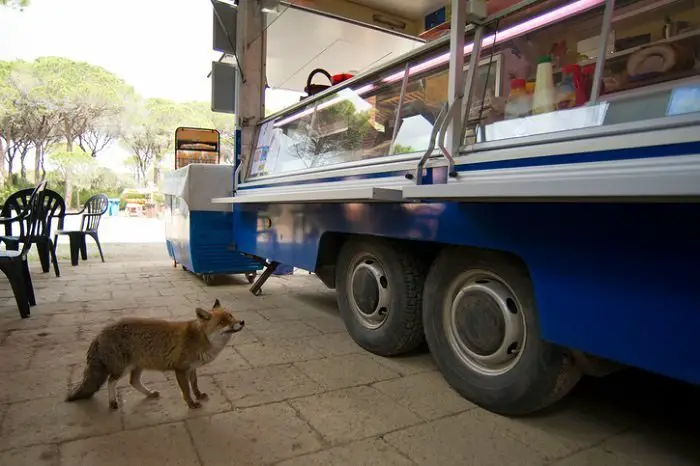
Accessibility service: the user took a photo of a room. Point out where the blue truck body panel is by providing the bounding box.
[233,200,700,384]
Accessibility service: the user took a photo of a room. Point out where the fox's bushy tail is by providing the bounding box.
[66,339,108,402]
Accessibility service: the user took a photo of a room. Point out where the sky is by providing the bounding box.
[0,0,219,102]
[0,0,297,174]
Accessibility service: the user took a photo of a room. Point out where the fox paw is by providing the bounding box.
[109,400,119,410]
[147,391,160,399]
[195,392,208,401]
[188,401,202,409]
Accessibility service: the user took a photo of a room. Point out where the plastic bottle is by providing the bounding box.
[532,55,556,115]
[557,64,588,109]
[525,81,536,95]
[505,78,531,119]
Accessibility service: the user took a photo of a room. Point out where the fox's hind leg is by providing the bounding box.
[189,369,208,401]
[107,373,124,410]
[130,368,160,399]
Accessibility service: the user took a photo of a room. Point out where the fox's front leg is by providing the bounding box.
[189,369,208,401]
[175,370,200,409]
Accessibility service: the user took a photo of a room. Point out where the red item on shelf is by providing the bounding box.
[510,78,527,90]
[331,73,354,85]
[562,64,588,106]
[581,64,605,98]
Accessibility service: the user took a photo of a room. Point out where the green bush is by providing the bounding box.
[0,179,40,205]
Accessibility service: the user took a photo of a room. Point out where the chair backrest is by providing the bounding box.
[37,189,66,237]
[1,187,34,238]
[0,187,65,239]
[19,181,47,257]
[81,194,109,232]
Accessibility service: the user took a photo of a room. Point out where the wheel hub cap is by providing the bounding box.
[349,258,390,329]
[445,272,526,376]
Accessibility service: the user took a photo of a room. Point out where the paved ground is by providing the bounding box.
[0,243,698,466]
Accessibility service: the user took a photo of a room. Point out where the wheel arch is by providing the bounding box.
[314,232,444,289]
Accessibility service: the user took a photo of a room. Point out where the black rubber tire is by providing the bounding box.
[335,238,427,356]
[423,247,581,416]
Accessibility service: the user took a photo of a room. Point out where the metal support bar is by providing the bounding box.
[249,260,280,296]
[412,102,449,185]
[446,0,468,159]
[437,101,461,176]
[590,0,615,103]
[233,163,243,192]
[235,0,266,181]
[233,127,243,192]
[459,25,485,147]
[388,62,410,156]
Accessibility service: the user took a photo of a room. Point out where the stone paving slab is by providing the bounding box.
[187,402,325,465]
[60,422,200,466]
[0,243,698,465]
[275,438,414,466]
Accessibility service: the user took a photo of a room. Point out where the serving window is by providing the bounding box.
[246,0,700,181]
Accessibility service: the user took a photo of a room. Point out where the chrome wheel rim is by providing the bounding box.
[443,269,526,376]
[347,254,390,329]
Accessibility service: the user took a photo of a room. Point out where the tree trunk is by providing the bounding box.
[20,149,28,183]
[34,145,42,183]
[153,163,160,186]
[0,138,5,189]
[7,156,14,181]
[65,139,73,208]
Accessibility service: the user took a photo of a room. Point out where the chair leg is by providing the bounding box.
[68,234,80,266]
[80,237,88,261]
[89,232,105,263]
[37,241,50,273]
[23,259,36,306]
[5,262,30,318]
[49,239,60,277]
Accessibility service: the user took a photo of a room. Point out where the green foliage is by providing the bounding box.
[30,57,136,153]
[0,0,29,10]
[0,178,33,204]
[122,98,223,185]
[210,111,236,164]
[393,144,415,154]
[48,148,99,208]
[1,55,236,193]
[49,149,95,175]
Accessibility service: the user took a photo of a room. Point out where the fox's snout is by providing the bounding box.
[225,320,245,334]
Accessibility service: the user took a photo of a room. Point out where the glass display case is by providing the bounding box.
[174,127,221,170]
[247,0,700,181]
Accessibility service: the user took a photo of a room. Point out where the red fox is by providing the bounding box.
[66,299,245,409]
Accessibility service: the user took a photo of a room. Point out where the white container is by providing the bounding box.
[532,56,556,115]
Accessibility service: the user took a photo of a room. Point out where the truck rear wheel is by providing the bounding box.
[336,239,426,356]
[423,247,581,415]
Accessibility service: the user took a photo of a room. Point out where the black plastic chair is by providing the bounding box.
[56,194,108,266]
[0,181,46,318]
[0,187,64,277]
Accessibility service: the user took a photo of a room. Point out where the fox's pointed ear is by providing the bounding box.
[196,308,212,320]
[213,299,221,309]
